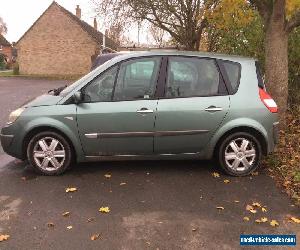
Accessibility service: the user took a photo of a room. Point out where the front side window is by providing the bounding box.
[83,66,118,102]
[166,57,222,98]
[113,57,161,101]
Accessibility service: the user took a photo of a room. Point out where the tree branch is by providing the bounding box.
[286,10,300,33]
[249,0,272,23]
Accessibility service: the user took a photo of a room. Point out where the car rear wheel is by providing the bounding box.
[27,131,72,175]
[218,132,262,176]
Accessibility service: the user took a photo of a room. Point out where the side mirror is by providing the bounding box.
[73,91,83,104]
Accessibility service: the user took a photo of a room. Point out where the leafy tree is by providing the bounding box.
[249,0,300,122]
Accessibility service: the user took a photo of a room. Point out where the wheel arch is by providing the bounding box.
[22,126,78,161]
[213,126,268,158]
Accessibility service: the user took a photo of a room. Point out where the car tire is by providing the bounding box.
[27,131,73,175]
[217,132,262,177]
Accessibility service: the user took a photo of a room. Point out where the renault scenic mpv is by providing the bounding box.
[0,51,279,176]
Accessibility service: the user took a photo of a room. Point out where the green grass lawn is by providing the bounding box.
[0,70,81,80]
[0,70,14,76]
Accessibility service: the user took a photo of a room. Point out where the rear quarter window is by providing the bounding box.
[255,61,265,89]
[222,61,241,92]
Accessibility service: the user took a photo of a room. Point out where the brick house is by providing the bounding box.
[0,34,12,63]
[16,2,117,76]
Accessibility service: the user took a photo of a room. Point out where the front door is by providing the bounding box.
[76,57,162,156]
[154,56,230,154]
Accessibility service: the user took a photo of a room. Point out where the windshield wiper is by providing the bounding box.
[48,85,67,96]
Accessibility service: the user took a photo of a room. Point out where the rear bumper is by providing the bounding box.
[273,122,279,145]
[266,121,279,154]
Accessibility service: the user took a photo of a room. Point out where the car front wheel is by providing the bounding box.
[27,131,72,175]
[218,132,262,176]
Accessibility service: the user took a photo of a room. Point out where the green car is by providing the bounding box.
[0,51,279,176]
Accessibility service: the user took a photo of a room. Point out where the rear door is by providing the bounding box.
[154,56,230,154]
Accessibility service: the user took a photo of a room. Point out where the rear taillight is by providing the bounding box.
[259,88,278,113]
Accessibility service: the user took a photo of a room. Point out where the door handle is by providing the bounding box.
[137,108,154,114]
[204,106,223,112]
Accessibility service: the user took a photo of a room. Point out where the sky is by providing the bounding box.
[0,0,144,44]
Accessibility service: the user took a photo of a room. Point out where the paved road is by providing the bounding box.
[0,77,299,250]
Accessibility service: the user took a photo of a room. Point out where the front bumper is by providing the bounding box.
[1,125,23,159]
[0,133,14,150]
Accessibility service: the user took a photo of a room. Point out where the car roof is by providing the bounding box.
[116,50,255,63]
[92,51,254,71]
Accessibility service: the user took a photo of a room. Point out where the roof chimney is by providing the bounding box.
[93,18,98,31]
[76,5,81,19]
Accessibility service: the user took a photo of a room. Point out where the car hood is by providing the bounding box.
[22,94,63,108]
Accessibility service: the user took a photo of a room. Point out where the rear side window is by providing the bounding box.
[165,57,226,98]
[222,61,241,92]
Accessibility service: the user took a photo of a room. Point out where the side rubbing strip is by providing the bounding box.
[85,133,98,139]
[85,130,209,139]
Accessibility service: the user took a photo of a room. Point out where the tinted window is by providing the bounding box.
[222,61,241,91]
[83,66,118,102]
[255,61,265,89]
[166,57,221,97]
[113,57,161,101]
[91,53,122,71]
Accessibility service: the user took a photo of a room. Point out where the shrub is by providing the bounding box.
[13,62,19,75]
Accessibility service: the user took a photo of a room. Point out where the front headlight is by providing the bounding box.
[7,108,25,125]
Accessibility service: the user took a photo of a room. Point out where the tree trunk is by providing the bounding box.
[264,19,289,124]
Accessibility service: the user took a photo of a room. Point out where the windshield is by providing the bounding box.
[59,59,114,97]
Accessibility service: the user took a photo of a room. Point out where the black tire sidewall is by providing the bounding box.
[218,132,262,177]
[27,131,72,175]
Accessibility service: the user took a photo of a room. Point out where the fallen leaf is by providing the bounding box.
[270,220,279,227]
[255,219,262,223]
[67,226,73,230]
[250,209,257,214]
[104,174,111,179]
[261,217,268,222]
[192,228,198,232]
[0,235,10,242]
[262,207,267,213]
[246,205,254,211]
[251,172,259,176]
[212,172,220,178]
[65,187,77,193]
[91,234,101,241]
[120,182,127,186]
[87,217,95,223]
[99,207,110,213]
[216,206,225,210]
[47,222,55,228]
[243,217,250,221]
[62,212,70,217]
[223,179,230,184]
[289,217,300,224]
[252,202,262,207]
[234,200,240,203]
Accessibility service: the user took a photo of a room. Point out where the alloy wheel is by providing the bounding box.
[224,138,256,172]
[33,137,66,172]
